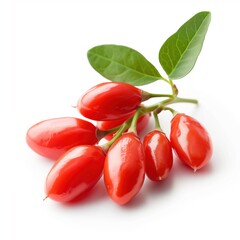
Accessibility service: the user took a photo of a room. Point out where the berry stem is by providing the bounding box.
[162,106,178,115]
[169,78,178,96]
[160,77,171,84]
[96,125,123,141]
[101,120,131,152]
[128,108,143,134]
[153,111,162,130]
[173,97,198,105]
[141,91,173,101]
[142,96,198,114]
[148,93,174,98]
[43,196,48,201]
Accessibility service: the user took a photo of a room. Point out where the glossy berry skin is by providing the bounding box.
[104,132,145,205]
[78,82,142,121]
[170,113,212,171]
[143,130,173,181]
[45,145,105,202]
[26,117,98,160]
[97,113,150,140]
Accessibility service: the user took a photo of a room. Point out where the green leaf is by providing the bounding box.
[87,45,163,86]
[159,11,211,79]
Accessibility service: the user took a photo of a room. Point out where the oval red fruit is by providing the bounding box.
[78,82,142,121]
[45,145,105,202]
[143,130,173,181]
[26,117,97,160]
[170,113,212,171]
[104,132,145,205]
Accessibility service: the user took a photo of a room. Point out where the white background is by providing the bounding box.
[1,0,239,239]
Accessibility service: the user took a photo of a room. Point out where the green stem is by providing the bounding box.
[153,111,162,130]
[162,106,178,115]
[96,125,127,141]
[141,91,173,101]
[169,78,174,89]
[148,93,173,98]
[128,108,142,134]
[160,77,171,84]
[101,121,130,152]
[173,97,198,105]
[142,96,198,114]
[168,79,178,96]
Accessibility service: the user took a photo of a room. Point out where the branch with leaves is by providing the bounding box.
[88,11,211,85]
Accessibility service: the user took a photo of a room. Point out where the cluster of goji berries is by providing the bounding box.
[26,11,212,205]
[26,81,212,205]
